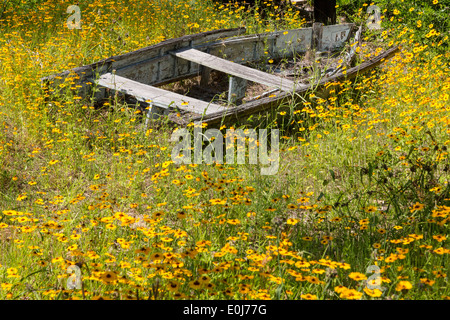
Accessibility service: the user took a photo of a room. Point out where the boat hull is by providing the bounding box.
[40,25,399,128]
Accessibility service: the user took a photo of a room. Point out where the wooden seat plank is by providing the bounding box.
[97,73,226,115]
[173,48,299,92]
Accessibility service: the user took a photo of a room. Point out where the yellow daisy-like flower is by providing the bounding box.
[70,233,81,240]
[100,271,118,284]
[105,223,116,230]
[340,289,363,300]
[349,272,367,281]
[301,293,317,300]
[227,219,240,225]
[410,202,425,212]
[396,281,413,291]
[38,260,48,267]
[16,194,27,201]
[363,288,383,297]
[150,252,164,261]
[92,296,111,300]
[420,278,435,286]
[167,281,180,292]
[365,206,377,213]
[432,235,447,242]
[198,274,211,284]
[189,279,202,290]
[433,247,445,255]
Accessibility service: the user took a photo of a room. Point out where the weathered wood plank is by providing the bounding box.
[200,66,212,87]
[312,23,323,51]
[97,73,226,115]
[228,76,247,105]
[321,23,353,51]
[273,28,313,58]
[204,28,313,62]
[346,25,362,66]
[114,28,315,87]
[173,48,299,92]
[190,46,400,126]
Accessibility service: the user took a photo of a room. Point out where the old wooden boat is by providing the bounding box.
[41,24,399,127]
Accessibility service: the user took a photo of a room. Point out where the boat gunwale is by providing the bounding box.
[41,23,356,84]
[40,27,246,83]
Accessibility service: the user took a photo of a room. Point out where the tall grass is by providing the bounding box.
[0,0,449,300]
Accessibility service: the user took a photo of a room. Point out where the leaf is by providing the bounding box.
[329,169,336,180]
[368,162,374,184]
[317,192,325,201]
[19,268,46,282]
[359,167,365,183]
[275,284,283,300]
[343,158,349,167]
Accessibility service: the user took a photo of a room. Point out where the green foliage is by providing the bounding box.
[338,0,450,56]
[377,0,449,50]
[1,0,44,16]
[360,135,450,221]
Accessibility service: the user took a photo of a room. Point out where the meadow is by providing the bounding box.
[0,0,449,300]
